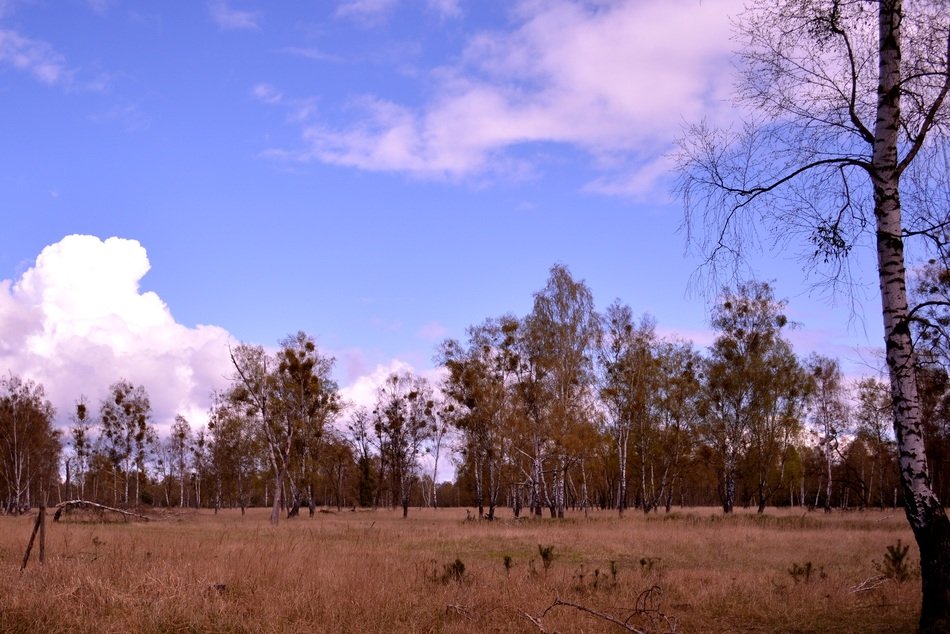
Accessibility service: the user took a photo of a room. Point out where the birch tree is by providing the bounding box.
[597,302,657,516]
[746,341,809,514]
[854,376,897,508]
[526,264,598,519]
[276,331,340,517]
[427,403,449,509]
[0,375,59,512]
[677,1,950,626]
[373,372,434,518]
[700,282,799,513]
[208,392,257,514]
[229,332,338,525]
[346,407,377,508]
[191,427,208,508]
[68,397,92,501]
[439,319,510,519]
[170,415,192,508]
[807,355,850,512]
[651,340,703,513]
[915,261,950,367]
[228,343,281,521]
[503,314,552,517]
[98,380,153,506]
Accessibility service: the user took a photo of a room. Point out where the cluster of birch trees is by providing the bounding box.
[3,264,946,523]
[439,267,935,519]
[0,375,59,513]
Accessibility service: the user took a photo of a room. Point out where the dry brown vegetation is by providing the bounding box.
[0,506,919,633]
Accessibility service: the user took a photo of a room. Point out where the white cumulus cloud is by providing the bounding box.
[0,235,233,434]
[339,358,416,409]
[272,0,742,192]
[338,358,447,409]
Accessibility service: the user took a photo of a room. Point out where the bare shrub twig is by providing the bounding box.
[851,575,888,593]
[522,587,678,633]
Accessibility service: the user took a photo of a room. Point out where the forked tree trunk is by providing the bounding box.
[487,459,499,521]
[474,452,485,519]
[555,455,567,519]
[875,3,950,630]
[531,440,544,517]
[721,451,736,514]
[824,429,834,513]
[270,469,283,525]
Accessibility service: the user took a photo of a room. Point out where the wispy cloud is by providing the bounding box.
[584,155,679,201]
[0,0,18,19]
[278,46,342,64]
[251,82,283,104]
[208,0,260,31]
[0,28,69,85]
[88,101,152,132]
[418,321,448,342]
[85,0,114,15]
[268,0,742,194]
[252,82,320,129]
[335,0,398,25]
[427,0,461,20]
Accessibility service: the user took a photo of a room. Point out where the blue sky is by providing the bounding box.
[0,0,887,431]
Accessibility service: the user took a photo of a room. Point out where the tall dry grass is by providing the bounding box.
[0,506,918,633]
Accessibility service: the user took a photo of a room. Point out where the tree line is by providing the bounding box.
[2,265,947,523]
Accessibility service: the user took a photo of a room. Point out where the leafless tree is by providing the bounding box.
[677,1,950,627]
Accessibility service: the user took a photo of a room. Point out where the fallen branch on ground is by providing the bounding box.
[522,587,677,633]
[53,500,150,523]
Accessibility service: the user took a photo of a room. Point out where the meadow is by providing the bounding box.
[0,506,919,633]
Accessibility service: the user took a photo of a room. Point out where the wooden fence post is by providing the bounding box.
[38,503,46,564]
[20,509,42,571]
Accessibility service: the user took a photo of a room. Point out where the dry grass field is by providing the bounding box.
[0,506,920,633]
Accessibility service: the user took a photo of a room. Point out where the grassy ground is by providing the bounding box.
[0,506,919,633]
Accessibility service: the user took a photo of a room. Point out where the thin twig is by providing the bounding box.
[524,591,679,634]
[520,610,550,633]
[851,575,888,593]
[445,603,470,618]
